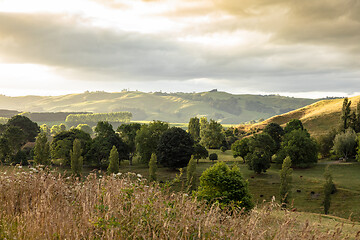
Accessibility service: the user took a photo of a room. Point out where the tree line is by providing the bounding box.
[65,112,132,124]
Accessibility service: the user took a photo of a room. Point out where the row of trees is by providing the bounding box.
[65,112,132,124]
[232,119,318,173]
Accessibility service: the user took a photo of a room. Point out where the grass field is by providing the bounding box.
[103,150,360,221]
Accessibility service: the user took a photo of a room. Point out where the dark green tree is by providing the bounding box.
[3,126,26,155]
[263,123,284,151]
[7,115,39,142]
[317,129,337,158]
[107,145,119,174]
[197,162,253,210]
[193,143,208,164]
[157,127,194,169]
[117,123,141,165]
[341,97,352,131]
[188,117,200,142]
[245,149,271,174]
[209,153,218,162]
[87,122,128,168]
[0,137,10,162]
[135,121,169,163]
[276,129,318,168]
[76,124,93,135]
[34,133,50,165]
[284,119,304,134]
[279,156,292,205]
[200,119,225,149]
[70,139,83,177]
[148,153,157,182]
[231,138,250,161]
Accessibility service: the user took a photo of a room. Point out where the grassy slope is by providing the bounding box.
[0,91,316,124]
[248,96,360,137]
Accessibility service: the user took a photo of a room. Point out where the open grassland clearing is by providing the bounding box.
[0,168,359,239]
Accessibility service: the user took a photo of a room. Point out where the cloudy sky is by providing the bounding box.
[0,0,359,98]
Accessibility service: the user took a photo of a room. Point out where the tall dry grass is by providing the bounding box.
[0,168,357,239]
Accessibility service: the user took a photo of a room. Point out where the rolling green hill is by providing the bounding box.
[248,96,360,137]
[0,90,317,124]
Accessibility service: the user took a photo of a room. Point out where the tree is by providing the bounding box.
[87,122,128,168]
[263,123,284,151]
[284,119,304,134]
[50,125,62,135]
[59,123,66,132]
[200,119,225,149]
[7,115,39,142]
[341,97,352,131]
[231,138,250,161]
[107,145,119,174]
[188,117,200,142]
[34,133,50,165]
[317,129,337,158]
[323,166,334,215]
[193,143,208,164]
[51,128,92,166]
[157,127,194,169]
[248,133,277,156]
[76,124,93,135]
[117,123,141,165]
[186,155,196,187]
[135,121,169,163]
[148,153,157,182]
[279,156,293,205]
[333,128,357,160]
[70,139,83,177]
[3,126,26,155]
[245,149,271,174]
[0,137,10,162]
[209,153,218,162]
[197,162,253,210]
[276,129,318,168]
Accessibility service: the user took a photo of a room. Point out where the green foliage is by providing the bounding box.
[279,156,293,205]
[245,149,271,174]
[231,138,250,159]
[276,129,318,168]
[3,126,25,155]
[220,146,227,152]
[323,166,334,215]
[34,133,50,165]
[284,119,304,134]
[200,119,225,149]
[192,143,208,163]
[12,150,28,165]
[50,125,62,135]
[197,162,253,210]
[70,139,83,176]
[66,112,132,123]
[317,129,337,158]
[107,146,119,174]
[209,153,218,162]
[188,117,200,142]
[117,123,141,165]
[148,153,157,182]
[7,115,39,142]
[263,123,284,151]
[40,124,51,137]
[87,122,129,168]
[0,117,8,125]
[157,127,194,169]
[135,121,169,163]
[333,128,357,160]
[186,155,196,187]
[0,137,10,162]
[341,97,352,131]
[76,124,93,135]
[51,128,92,166]
[248,133,277,156]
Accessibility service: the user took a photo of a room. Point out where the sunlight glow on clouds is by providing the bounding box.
[0,0,359,97]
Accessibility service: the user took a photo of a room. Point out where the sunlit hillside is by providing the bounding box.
[248,96,360,137]
[0,91,317,124]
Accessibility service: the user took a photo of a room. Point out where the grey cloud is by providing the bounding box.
[0,12,359,94]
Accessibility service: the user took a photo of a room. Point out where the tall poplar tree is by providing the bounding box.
[70,139,83,177]
[107,145,119,174]
[34,133,50,165]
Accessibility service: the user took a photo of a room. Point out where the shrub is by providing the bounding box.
[107,146,119,174]
[197,162,253,210]
[186,155,197,187]
[148,153,157,181]
[70,139,83,177]
[220,146,227,152]
[209,153,218,162]
[279,156,293,205]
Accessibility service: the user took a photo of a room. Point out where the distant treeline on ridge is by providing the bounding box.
[65,112,132,123]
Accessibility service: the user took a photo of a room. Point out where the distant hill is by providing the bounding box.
[248,96,359,137]
[0,91,318,124]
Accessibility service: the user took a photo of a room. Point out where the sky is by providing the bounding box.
[0,0,359,98]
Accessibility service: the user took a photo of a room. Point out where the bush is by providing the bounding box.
[209,153,218,162]
[220,146,227,152]
[197,162,253,210]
